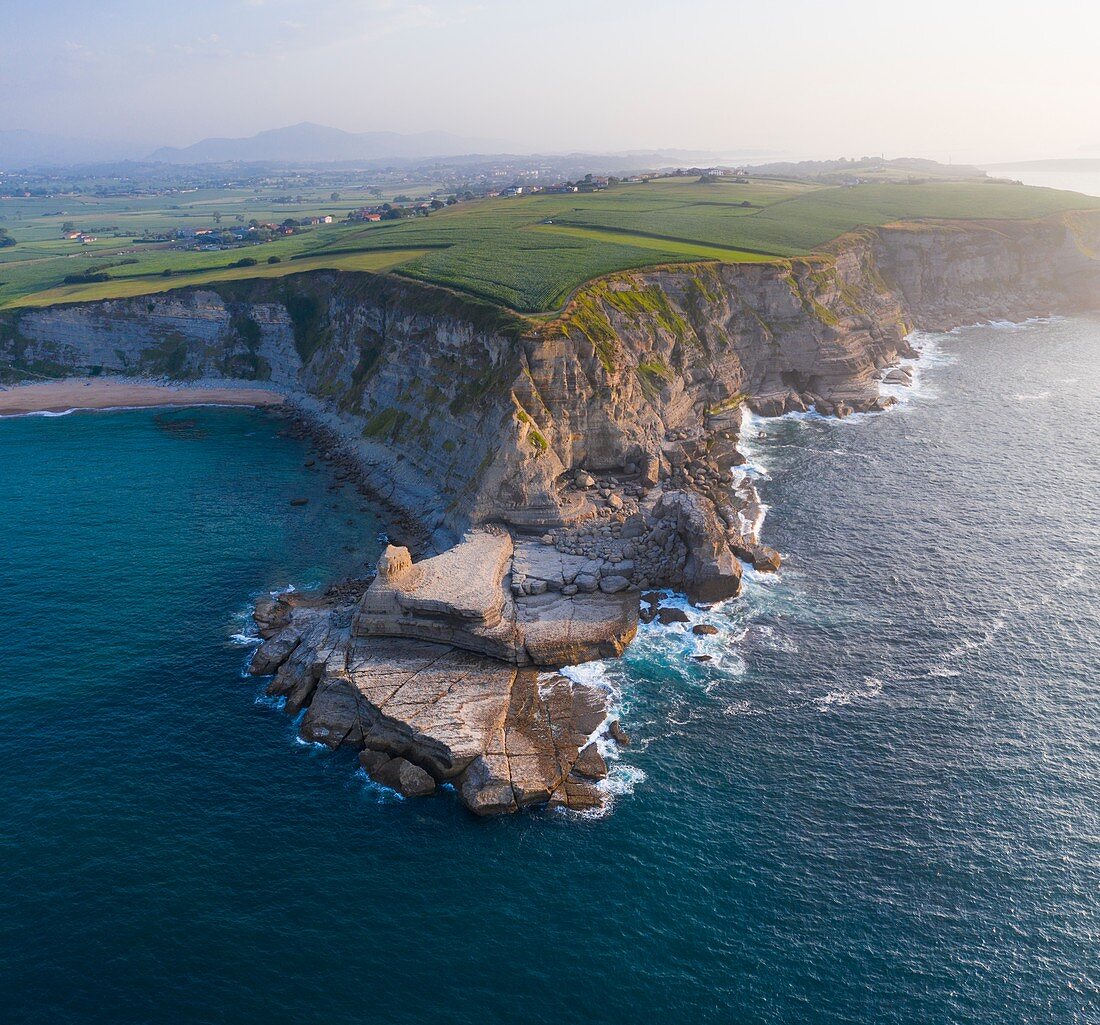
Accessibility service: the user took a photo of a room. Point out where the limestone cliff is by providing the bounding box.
[6,211,1095,551]
[6,210,1097,815]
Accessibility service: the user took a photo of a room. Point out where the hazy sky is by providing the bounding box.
[2,0,1097,161]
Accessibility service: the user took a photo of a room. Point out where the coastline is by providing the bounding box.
[0,378,286,416]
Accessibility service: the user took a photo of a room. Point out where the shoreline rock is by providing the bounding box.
[7,214,1098,815]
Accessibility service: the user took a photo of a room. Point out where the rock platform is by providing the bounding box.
[251,531,633,815]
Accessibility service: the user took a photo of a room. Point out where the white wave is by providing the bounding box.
[741,563,783,587]
[1057,563,1085,589]
[562,763,648,821]
[559,660,615,692]
[815,676,884,711]
[723,699,765,717]
[1014,391,1050,402]
[0,407,80,419]
[353,768,407,803]
[942,617,1005,661]
[949,315,1066,334]
[292,733,328,750]
[732,422,771,480]
[254,693,286,711]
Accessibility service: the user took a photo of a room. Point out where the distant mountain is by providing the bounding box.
[0,129,148,169]
[149,122,513,164]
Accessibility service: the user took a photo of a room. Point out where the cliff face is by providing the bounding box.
[867,212,1100,331]
[7,211,1098,816]
[3,211,1098,547]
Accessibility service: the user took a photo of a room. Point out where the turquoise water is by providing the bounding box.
[2,317,1098,1024]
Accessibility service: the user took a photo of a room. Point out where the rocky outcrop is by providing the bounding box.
[250,580,616,815]
[6,209,1099,813]
[355,530,638,666]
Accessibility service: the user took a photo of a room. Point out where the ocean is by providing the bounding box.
[1,316,1097,1024]
[995,168,1100,199]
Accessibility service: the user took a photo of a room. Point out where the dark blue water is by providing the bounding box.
[2,317,1098,1025]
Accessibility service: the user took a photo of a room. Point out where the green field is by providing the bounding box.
[12,249,430,307]
[3,176,1098,313]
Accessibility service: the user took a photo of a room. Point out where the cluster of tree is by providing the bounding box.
[0,228,15,248]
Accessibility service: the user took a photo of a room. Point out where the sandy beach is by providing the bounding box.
[0,378,285,416]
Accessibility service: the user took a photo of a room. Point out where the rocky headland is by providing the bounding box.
[4,211,1098,814]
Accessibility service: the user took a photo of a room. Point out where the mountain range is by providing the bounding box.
[149,122,512,164]
[0,122,514,169]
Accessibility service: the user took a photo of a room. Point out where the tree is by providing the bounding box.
[330,191,340,202]
[212,211,222,225]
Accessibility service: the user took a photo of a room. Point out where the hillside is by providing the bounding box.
[2,176,1098,313]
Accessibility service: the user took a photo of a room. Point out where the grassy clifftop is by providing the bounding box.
[2,175,1098,314]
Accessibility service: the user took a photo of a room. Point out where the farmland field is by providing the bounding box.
[2,176,1098,313]
[11,249,430,308]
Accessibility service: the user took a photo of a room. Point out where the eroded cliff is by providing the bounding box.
[4,210,1097,813]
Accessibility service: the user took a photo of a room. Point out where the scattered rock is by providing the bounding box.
[606,720,631,746]
[372,756,437,797]
[599,575,630,594]
[574,573,599,593]
[570,742,609,782]
[290,498,309,507]
[692,624,719,635]
[358,749,390,775]
[656,607,690,625]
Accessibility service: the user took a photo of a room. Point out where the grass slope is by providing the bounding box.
[13,250,427,308]
[3,176,1097,313]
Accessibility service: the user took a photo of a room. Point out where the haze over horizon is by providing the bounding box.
[2,0,1098,165]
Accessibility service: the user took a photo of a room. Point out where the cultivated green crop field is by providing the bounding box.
[2,176,1097,313]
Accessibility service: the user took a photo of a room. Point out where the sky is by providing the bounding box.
[2,0,1098,163]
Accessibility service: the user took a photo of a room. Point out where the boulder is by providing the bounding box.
[358,748,390,775]
[372,756,437,797]
[570,742,609,782]
[692,624,719,635]
[253,594,294,639]
[574,573,599,593]
[883,366,914,385]
[249,626,301,675]
[656,607,690,625]
[653,490,742,604]
[606,720,631,746]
